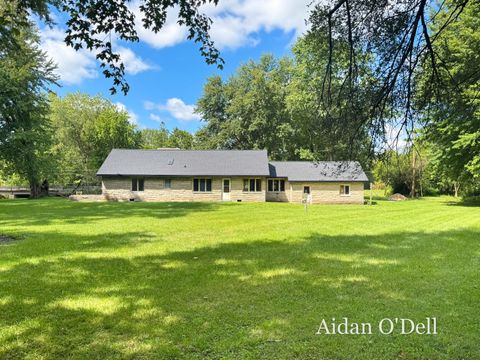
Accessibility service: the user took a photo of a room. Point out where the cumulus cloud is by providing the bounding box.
[149,113,162,122]
[131,3,188,49]
[40,27,98,85]
[40,26,153,85]
[145,98,201,122]
[205,0,311,49]
[130,0,311,51]
[115,102,140,126]
[116,46,153,75]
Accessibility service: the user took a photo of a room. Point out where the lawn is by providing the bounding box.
[0,197,479,359]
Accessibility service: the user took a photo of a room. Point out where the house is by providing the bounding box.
[96,149,369,204]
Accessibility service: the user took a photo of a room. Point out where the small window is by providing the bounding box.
[164,179,172,189]
[243,178,262,192]
[193,178,212,192]
[131,178,144,192]
[340,184,350,196]
[303,186,310,194]
[267,179,285,192]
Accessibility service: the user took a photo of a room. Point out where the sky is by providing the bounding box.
[39,0,313,133]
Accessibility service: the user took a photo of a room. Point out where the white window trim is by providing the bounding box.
[340,184,351,196]
[267,178,286,192]
[242,178,262,193]
[192,178,213,193]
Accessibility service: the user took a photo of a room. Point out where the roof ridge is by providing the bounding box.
[269,160,357,163]
[112,149,267,152]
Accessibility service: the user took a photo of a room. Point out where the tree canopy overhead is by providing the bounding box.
[309,0,475,146]
[1,0,224,94]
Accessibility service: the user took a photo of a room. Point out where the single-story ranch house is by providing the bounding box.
[97,149,369,204]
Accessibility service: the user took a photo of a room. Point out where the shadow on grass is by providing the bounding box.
[445,197,480,207]
[0,227,479,358]
[0,199,220,227]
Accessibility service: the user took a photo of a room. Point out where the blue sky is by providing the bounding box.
[39,1,312,133]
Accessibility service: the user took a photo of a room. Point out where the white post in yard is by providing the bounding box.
[370,182,373,205]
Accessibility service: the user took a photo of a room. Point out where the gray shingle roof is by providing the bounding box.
[97,149,270,176]
[269,161,369,182]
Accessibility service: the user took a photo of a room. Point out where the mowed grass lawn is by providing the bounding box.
[0,197,479,359]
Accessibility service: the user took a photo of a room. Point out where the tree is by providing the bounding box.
[287,33,372,163]
[0,21,58,197]
[1,0,223,94]
[308,0,473,146]
[196,39,373,163]
[139,126,170,149]
[49,92,140,184]
[196,54,295,159]
[420,0,480,196]
[168,128,194,149]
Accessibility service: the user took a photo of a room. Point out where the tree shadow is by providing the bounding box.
[444,197,480,207]
[0,199,220,227]
[0,228,478,358]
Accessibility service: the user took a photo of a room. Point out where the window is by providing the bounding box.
[303,186,310,194]
[267,179,285,192]
[193,178,212,192]
[256,179,262,192]
[340,184,350,196]
[164,179,172,189]
[243,178,262,192]
[223,179,230,193]
[132,178,144,192]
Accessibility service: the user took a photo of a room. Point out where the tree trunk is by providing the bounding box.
[29,182,40,198]
[453,181,460,197]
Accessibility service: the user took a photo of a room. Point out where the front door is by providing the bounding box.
[222,178,231,201]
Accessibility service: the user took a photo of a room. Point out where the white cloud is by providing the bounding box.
[149,113,162,122]
[40,26,153,85]
[131,4,188,49]
[115,102,139,126]
[130,0,311,50]
[40,27,97,85]
[116,46,153,75]
[205,0,311,49]
[145,98,201,122]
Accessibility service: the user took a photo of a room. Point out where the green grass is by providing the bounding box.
[0,197,479,359]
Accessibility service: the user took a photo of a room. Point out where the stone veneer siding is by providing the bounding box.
[101,176,266,202]
[289,181,364,204]
[101,177,364,204]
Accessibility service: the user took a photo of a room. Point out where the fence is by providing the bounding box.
[0,184,102,197]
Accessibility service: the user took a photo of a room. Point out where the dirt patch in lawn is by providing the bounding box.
[0,234,16,244]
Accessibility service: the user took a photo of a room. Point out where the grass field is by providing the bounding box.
[0,197,479,359]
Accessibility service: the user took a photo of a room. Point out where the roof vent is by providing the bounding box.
[168,159,174,165]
